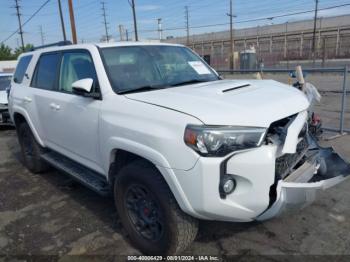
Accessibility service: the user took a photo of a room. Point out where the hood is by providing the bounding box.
[0,91,8,105]
[125,79,310,127]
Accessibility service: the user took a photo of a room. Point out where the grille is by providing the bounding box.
[275,133,309,179]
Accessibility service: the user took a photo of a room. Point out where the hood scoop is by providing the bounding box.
[222,83,250,93]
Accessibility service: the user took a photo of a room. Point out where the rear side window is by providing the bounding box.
[32,53,61,90]
[13,55,32,84]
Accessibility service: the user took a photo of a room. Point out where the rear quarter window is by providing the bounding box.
[13,55,33,84]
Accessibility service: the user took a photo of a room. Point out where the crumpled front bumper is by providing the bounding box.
[258,146,350,220]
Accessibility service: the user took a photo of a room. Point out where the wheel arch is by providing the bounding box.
[108,147,200,218]
[12,109,45,147]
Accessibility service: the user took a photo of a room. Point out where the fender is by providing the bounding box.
[12,105,45,147]
[107,136,172,169]
[106,136,204,219]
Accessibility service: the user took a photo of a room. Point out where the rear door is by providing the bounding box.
[32,50,103,173]
[29,52,62,143]
[9,55,36,126]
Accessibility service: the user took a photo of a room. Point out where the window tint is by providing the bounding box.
[13,55,32,84]
[0,76,12,91]
[33,53,60,90]
[59,52,97,93]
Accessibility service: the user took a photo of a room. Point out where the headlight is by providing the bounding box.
[184,125,267,157]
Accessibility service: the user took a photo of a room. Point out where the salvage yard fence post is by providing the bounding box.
[340,65,348,134]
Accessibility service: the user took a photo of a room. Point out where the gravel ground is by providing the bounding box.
[1,78,350,259]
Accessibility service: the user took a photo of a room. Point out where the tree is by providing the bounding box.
[13,44,34,59]
[0,43,13,61]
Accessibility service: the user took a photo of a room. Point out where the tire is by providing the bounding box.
[114,160,198,255]
[17,121,49,173]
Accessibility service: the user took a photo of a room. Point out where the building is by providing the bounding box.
[165,15,350,69]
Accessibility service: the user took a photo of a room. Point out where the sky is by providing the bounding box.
[1,0,350,49]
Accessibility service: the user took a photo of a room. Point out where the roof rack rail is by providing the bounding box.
[30,40,72,51]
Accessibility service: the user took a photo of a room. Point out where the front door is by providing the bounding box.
[34,50,103,173]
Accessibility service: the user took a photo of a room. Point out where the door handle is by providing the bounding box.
[23,97,32,103]
[49,103,60,111]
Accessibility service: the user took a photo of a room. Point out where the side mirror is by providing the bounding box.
[72,78,93,93]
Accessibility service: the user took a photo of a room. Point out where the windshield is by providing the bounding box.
[100,45,219,94]
[0,76,12,91]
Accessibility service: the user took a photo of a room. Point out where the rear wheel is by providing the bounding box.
[114,160,198,255]
[17,122,49,173]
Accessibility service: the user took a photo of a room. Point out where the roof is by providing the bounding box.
[96,41,183,48]
[22,41,184,56]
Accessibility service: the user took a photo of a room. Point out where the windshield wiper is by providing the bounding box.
[118,85,164,95]
[170,79,211,87]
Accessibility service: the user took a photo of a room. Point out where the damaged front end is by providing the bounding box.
[258,111,350,221]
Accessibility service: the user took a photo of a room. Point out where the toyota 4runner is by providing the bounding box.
[8,42,350,255]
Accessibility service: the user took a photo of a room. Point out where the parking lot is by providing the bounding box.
[1,110,350,258]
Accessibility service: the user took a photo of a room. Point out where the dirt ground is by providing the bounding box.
[1,76,350,259]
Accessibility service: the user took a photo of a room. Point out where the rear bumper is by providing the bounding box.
[258,147,350,220]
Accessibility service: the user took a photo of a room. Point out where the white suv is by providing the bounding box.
[8,42,350,255]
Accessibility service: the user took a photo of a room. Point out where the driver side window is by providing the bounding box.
[59,51,98,93]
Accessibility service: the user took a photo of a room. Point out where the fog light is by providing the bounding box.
[221,177,236,194]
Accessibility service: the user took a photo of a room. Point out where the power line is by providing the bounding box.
[1,0,51,44]
[135,2,350,33]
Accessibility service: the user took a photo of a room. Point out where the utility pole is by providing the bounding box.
[157,18,162,41]
[119,25,124,41]
[227,0,236,70]
[126,29,129,41]
[101,1,110,42]
[312,0,319,66]
[185,6,189,45]
[57,0,67,41]
[14,0,25,50]
[129,0,138,41]
[285,22,289,69]
[39,25,45,45]
[68,0,77,44]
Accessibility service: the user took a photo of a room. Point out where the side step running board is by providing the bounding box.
[41,151,110,196]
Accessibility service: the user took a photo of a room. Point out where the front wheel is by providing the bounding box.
[114,160,198,255]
